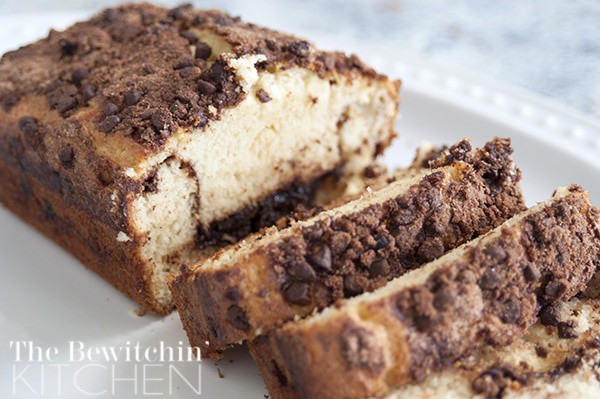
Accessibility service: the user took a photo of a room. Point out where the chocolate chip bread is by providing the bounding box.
[169,138,526,359]
[250,185,600,399]
[387,295,600,399]
[0,3,399,313]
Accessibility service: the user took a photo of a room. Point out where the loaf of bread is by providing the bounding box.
[170,138,526,359]
[249,185,600,399]
[387,295,600,398]
[0,3,399,313]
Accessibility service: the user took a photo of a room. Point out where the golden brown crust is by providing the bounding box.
[170,138,526,359]
[0,157,162,311]
[250,187,600,399]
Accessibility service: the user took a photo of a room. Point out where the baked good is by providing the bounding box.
[387,295,600,398]
[249,185,600,399]
[170,138,526,359]
[0,3,399,313]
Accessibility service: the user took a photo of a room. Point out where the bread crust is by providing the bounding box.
[250,186,600,399]
[0,4,399,313]
[170,138,526,358]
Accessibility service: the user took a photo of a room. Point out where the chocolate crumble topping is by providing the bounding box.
[0,3,385,151]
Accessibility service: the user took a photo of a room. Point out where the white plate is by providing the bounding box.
[1,12,599,399]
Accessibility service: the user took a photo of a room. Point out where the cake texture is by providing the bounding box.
[170,138,526,359]
[249,185,600,399]
[0,3,399,312]
[387,295,600,399]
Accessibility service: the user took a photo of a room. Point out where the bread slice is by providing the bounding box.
[0,4,399,312]
[386,295,600,399]
[249,185,600,399]
[170,138,526,359]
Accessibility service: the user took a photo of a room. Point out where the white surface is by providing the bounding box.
[1,12,600,399]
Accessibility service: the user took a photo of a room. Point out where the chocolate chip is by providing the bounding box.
[188,14,204,25]
[18,116,43,147]
[369,259,390,278]
[417,240,444,262]
[587,335,600,348]
[194,42,212,60]
[101,115,120,133]
[57,95,76,114]
[81,84,96,101]
[308,245,332,271]
[424,219,445,237]
[71,68,88,86]
[178,66,195,78]
[143,64,155,74]
[18,116,38,136]
[479,269,501,290]
[539,305,560,326]
[484,244,507,262]
[374,234,391,250]
[2,93,18,111]
[287,260,316,282]
[225,287,242,301]
[560,356,581,372]
[97,165,114,186]
[433,288,455,310]
[58,145,75,168]
[201,61,229,87]
[174,58,193,70]
[282,282,311,306]
[343,275,363,296]
[256,88,271,103]
[226,305,250,331]
[286,40,310,57]
[535,345,548,358]
[581,272,600,299]
[214,14,239,26]
[124,90,142,106]
[500,299,521,324]
[522,264,541,282]
[414,314,435,332]
[545,280,567,302]
[142,171,158,193]
[167,4,191,20]
[151,110,173,132]
[198,80,216,95]
[180,30,198,43]
[103,102,119,116]
[557,322,579,339]
[59,38,78,56]
[193,111,208,128]
[104,8,118,22]
[331,231,352,255]
[261,39,276,52]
